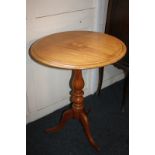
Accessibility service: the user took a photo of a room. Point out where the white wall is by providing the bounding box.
[26,0,124,123]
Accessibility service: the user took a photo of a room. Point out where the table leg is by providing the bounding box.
[46,70,100,151]
[46,109,73,133]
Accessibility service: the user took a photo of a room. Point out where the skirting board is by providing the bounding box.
[26,72,125,123]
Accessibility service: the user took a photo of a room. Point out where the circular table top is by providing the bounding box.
[30,31,126,69]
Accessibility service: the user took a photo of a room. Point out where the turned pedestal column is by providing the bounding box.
[46,70,100,151]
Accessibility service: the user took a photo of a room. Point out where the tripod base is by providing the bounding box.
[46,70,100,151]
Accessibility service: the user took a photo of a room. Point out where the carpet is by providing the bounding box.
[27,80,129,155]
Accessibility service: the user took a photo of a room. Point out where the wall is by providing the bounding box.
[26,0,124,123]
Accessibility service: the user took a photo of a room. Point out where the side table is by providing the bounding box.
[29,31,126,151]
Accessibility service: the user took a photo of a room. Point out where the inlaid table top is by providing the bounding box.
[30,31,126,69]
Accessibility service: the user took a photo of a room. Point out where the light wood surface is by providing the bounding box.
[30,31,126,69]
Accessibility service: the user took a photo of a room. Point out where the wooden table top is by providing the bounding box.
[30,31,126,69]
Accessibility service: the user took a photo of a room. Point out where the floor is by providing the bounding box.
[27,80,129,155]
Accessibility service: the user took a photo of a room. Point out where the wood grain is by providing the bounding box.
[30,31,126,69]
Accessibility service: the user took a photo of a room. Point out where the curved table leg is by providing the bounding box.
[46,109,73,133]
[80,111,100,151]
